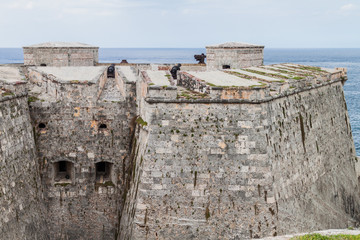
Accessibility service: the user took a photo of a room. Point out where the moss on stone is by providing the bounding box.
[28,96,39,103]
[290,234,360,240]
[2,92,14,97]
[136,117,148,127]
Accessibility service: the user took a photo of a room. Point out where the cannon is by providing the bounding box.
[107,64,115,78]
[194,53,206,64]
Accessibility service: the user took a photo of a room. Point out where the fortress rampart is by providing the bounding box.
[0,79,48,239]
[0,42,359,239]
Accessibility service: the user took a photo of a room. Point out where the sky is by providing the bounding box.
[0,0,359,48]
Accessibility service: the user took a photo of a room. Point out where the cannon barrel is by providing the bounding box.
[194,54,206,64]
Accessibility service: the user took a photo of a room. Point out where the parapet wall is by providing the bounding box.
[0,92,48,239]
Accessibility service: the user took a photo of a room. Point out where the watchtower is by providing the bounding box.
[206,42,264,70]
[23,42,99,67]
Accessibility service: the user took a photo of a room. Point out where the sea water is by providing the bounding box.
[1,48,359,154]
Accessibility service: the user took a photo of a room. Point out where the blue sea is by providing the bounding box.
[1,48,360,154]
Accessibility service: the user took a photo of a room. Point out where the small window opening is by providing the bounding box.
[40,63,47,66]
[222,65,231,69]
[59,161,67,172]
[99,123,107,129]
[38,123,46,129]
[54,161,73,182]
[96,162,112,183]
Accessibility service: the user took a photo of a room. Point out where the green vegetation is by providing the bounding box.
[28,96,40,103]
[177,89,209,100]
[136,117,148,126]
[206,82,217,87]
[242,68,288,80]
[293,76,305,80]
[290,234,360,240]
[54,182,71,187]
[298,66,325,72]
[1,91,14,97]
[249,82,267,88]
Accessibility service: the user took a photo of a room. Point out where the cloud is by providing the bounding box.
[340,3,356,11]
[8,1,34,10]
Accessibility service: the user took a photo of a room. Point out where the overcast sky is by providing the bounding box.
[0,0,359,48]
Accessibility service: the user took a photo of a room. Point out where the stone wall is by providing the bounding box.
[118,123,150,240]
[23,47,99,66]
[0,92,48,239]
[267,81,360,235]
[206,47,264,71]
[119,80,360,239]
[27,72,137,239]
[1,61,359,239]
[120,100,278,239]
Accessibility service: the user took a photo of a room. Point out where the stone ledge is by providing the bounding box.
[145,77,343,104]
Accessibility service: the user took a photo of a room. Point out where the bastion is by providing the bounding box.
[0,42,359,240]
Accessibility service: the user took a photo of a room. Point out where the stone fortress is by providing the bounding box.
[0,41,360,240]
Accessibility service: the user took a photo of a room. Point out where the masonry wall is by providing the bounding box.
[206,47,264,70]
[120,81,360,239]
[267,82,360,234]
[23,47,99,66]
[118,123,150,240]
[0,93,48,239]
[120,101,278,239]
[28,76,137,239]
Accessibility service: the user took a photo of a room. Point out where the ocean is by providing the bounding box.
[1,48,359,154]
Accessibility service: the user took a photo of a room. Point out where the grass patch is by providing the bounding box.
[290,234,360,240]
[28,96,39,103]
[298,66,326,72]
[293,76,305,80]
[242,68,289,80]
[206,82,217,87]
[1,91,14,97]
[250,82,267,88]
[136,117,148,126]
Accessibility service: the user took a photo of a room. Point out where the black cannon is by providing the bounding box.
[107,64,115,78]
[170,64,181,79]
[194,53,206,64]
